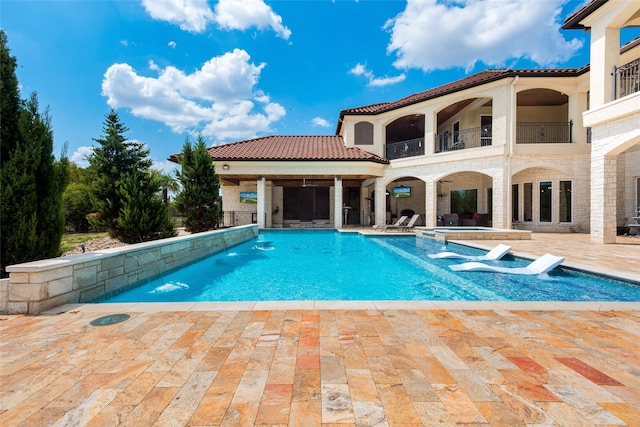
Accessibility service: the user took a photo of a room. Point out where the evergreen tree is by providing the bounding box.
[21,96,70,258]
[62,163,96,233]
[117,170,176,243]
[0,30,22,167]
[175,135,220,233]
[88,110,151,237]
[0,83,69,275]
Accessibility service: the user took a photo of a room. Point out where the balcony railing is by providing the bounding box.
[516,121,572,144]
[613,58,640,100]
[435,125,492,153]
[386,137,425,160]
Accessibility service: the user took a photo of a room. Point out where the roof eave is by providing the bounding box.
[338,71,509,122]
[337,68,584,123]
[562,0,608,30]
[209,157,390,165]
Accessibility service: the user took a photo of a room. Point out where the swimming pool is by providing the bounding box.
[100,230,640,303]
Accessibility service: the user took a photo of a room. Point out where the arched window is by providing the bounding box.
[354,121,373,145]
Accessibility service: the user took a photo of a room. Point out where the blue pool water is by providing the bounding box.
[101,230,640,302]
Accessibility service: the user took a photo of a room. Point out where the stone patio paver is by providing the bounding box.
[1,232,639,426]
[1,305,639,426]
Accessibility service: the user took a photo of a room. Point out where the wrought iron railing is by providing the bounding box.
[516,121,572,144]
[613,58,640,100]
[435,125,492,153]
[220,211,257,227]
[385,137,425,160]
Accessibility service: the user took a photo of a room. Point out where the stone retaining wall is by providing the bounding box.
[2,225,259,314]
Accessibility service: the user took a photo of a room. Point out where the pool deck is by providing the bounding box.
[1,233,639,426]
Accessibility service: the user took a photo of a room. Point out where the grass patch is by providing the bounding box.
[60,232,109,253]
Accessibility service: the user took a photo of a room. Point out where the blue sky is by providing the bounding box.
[3,0,638,174]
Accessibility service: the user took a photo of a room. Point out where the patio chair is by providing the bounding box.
[429,243,512,260]
[385,214,420,232]
[448,253,564,275]
[373,215,408,231]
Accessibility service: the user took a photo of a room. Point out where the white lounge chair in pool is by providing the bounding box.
[429,243,512,260]
[385,214,420,232]
[449,253,564,275]
[373,215,408,231]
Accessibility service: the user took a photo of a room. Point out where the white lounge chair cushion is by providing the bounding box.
[375,215,407,230]
[429,244,512,260]
[385,214,420,232]
[449,253,564,275]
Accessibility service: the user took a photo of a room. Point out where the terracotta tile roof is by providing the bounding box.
[168,135,389,164]
[338,68,587,124]
[340,70,510,118]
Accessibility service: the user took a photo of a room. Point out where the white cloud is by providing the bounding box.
[312,117,330,127]
[350,62,405,87]
[350,63,371,78]
[71,146,93,167]
[142,0,214,33]
[168,41,177,48]
[214,0,291,40]
[141,0,291,39]
[264,102,286,121]
[369,74,406,87]
[102,49,285,142]
[148,60,160,71]
[385,0,583,72]
[152,159,180,175]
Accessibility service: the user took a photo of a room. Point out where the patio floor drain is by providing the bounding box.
[90,314,130,326]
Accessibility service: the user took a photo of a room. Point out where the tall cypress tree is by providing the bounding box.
[0,30,22,167]
[0,32,69,276]
[175,135,220,232]
[20,95,70,258]
[88,110,152,237]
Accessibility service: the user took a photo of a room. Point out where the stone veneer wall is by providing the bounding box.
[1,225,259,315]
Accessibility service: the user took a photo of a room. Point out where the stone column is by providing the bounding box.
[334,177,343,228]
[492,167,509,229]
[424,179,436,227]
[569,91,589,144]
[257,177,266,229]
[375,179,386,226]
[590,153,617,243]
[589,23,619,108]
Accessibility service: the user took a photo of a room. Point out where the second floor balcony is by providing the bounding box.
[516,121,572,144]
[435,125,492,153]
[614,57,640,100]
[432,122,572,154]
[388,121,575,160]
[386,137,425,160]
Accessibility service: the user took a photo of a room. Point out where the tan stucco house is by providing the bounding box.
[171,0,640,243]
